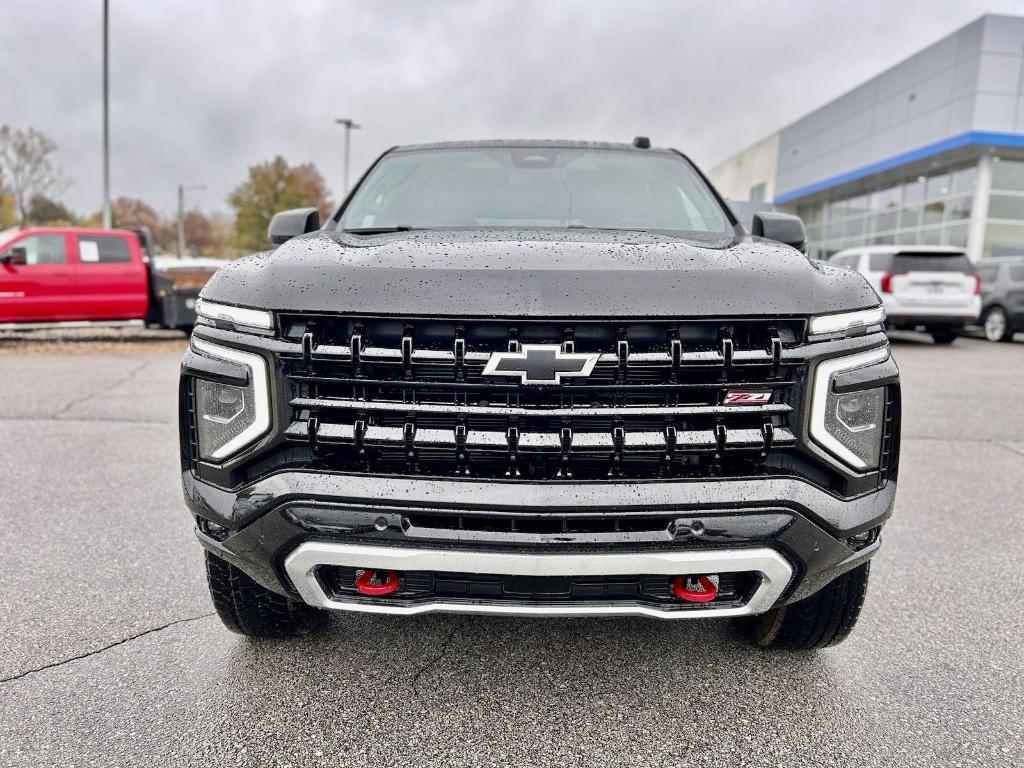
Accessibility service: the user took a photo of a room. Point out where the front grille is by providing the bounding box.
[278,315,807,481]
[318,565,755,608]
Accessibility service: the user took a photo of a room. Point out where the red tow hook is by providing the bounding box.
[672,575,718,603]
[355,569,401,597]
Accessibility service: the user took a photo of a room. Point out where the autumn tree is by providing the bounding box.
[26,195,75,225]
[80,198,231,257]
[0,195,15,228]
[99,197,172,249]
[109,196,161,232]
[227,156,331,252]
[0,125,66,223]
[206,212,235,257]
[179,209,234,256]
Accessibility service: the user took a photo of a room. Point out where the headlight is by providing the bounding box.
[191,337,271,461]
[808,306,885,338]
[809,346,890,471]
[195,299,274,334]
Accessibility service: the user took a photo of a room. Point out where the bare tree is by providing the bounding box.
[0,125,66,224]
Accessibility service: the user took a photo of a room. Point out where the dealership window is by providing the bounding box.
[925,173,950,199]
[844,216,865,237]
[904,178,925,204]
[945,224,968,249]
[749,183,766,203]
[951,166,977,195]
[991,159,1024,192]
[800,163,979,259]
[983,159,1024,259]
[982,222,1024,259]
[987,194,1024,220]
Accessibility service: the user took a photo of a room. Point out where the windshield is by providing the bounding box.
[338,147,733,238]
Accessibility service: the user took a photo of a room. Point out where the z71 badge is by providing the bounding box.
[723,391,773,405]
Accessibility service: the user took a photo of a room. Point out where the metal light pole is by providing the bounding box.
[177,183,206,258]
[101,0,111,228]
[334,118,361,195]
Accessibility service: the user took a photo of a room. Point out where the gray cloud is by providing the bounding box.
[2,0,1021,217]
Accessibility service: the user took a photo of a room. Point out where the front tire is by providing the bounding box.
[930,330,958,345]
[205,551,325,638]
[742,563,870,650]
[983,307,1014,342]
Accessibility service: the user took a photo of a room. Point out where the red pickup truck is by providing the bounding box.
[0,226,218,330]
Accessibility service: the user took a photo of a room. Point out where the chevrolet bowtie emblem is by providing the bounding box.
[482,344,600,384]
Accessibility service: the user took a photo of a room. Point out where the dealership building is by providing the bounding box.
[709,14,1024,262]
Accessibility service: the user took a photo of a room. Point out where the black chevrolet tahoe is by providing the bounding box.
[181,139,900,650]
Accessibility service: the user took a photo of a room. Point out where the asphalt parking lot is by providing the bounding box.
[1,332,1022,767]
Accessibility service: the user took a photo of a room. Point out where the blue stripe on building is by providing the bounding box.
[774,131,1024,204]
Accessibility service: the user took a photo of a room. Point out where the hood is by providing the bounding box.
[201,229,878,318]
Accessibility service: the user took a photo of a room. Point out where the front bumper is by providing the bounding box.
[886,314,972,330]
[186,470,895,619]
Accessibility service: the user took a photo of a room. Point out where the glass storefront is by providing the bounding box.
[796,158,1024,261]
[985,159,1024,259]
[798,165,976,261]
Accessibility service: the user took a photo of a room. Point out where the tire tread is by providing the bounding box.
[744,563,870,651]
[205,552,324,638]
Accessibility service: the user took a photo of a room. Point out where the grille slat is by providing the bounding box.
[291,396,791,418]
[286,420,797,452]
[279,315,804,481]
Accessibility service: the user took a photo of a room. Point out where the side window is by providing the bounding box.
[976,265,999,284]
[77,235,131,264]
[869,253,894,271]
[1009,265,1024,282]
[5,234,67,265]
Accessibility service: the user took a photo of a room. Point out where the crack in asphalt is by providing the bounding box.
[996,441,1024,459]
[50,359,153,419]
[0,415,172,426]
[410,620,465,697]
[0,613,214,685]
[903,434,1024,459]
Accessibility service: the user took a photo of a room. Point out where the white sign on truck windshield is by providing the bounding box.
[79,241,100,263]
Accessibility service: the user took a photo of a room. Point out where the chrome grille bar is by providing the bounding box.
[290,396,791,418]
[294,345,777,365]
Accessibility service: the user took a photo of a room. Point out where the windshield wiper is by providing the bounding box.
[343,226,418,234]
[567,224,650,233]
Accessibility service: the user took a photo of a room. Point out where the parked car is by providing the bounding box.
[975,256,1024,342]
[182,139,900,651]
[830,246,980,344]
[0,226,219,330]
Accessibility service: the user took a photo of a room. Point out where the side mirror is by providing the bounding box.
[752,212,807,253]
[0,247,28,266]
[267,207,321,246]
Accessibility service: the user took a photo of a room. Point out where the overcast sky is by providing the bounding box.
[3,0,1023,218]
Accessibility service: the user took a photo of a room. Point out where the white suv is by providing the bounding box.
[830,246,981,344]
